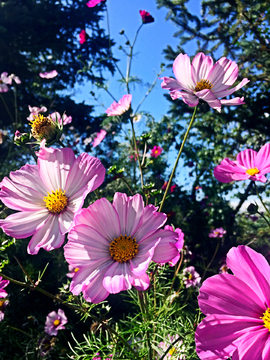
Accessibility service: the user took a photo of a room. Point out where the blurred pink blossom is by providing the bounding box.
[9,74,21,84]
[39,70,58,79]
[86,0,105,7]
[209,227,226,238]
[79,29,87,44]
[0,72,12,92]
[92,129,107,147]
[27,105,47,121]
[151,145,163,158]
[49,112,72,126]
[139,10,154,24]
[105,94,132,116]
[183,266,201,288]
[44,309,67,336]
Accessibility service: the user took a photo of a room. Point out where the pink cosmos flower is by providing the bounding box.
[183,266,201,288]
[64,192,180,303]
[0,276,9,298]
[86,0,105,8]
[9,74,21,84]
[79,29,87,44]
[49,112,72,126]
[92,129,107,147]
[164,225,184,266]
[27,105,47,121]
[151,145,163,158]
[0,147,105,254]
[39,70,58,79]
[161,52,249,112]
[214,143,270,183]
[209,227,226,238]
[139,10,155,24]
[195,245,270,359]
[157,334,186,359]
[44,309,67,336]
[0,72,12,92]
[105,94,132,116]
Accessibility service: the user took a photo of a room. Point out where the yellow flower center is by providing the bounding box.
[188,273,193,280]
[30,114,55,140]
[109,234,139,263]
[44,189,68,214]
[53,319,60,326]
[194,79,213,92]
[0,299,6,310]
[246,167,259,176]
[74,267,79,273]
[169,347,177,356]
[155,150,159,154]
[261,308,270,331]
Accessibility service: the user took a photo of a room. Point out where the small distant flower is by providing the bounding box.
[162,181,168,190]
[39,70,58,79]
[139,10,154,24]
[92,353,112,360]
[64,192,180,303]
[44,309,67,336]
[157,334,186,359]
[161,52,249,112]
[0,299,9,321]
[195,245,270,359]
[151,145,163,158]
[9,74,21,84]
[209,227,226,238]
[0,72,12,92]
[79,29,88,44]
[214,143,270,183]
[194,186,202,191]
[67,265,80,278]
[165,225,184,266]
[0,276,9,298]
[0,147,105,254]
[105,94,132,116]
[27,105,47,121]
[219,263,228,273]
[183,266,201,288]
[170,184,177,193]
[86,0,105,8]
[129,154,138,162]
[38,335,54,357]
[49,112,72,126]
[92,129,107,147]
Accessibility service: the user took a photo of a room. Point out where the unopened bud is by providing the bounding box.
[119,29,124,35]
[247,203,258,214]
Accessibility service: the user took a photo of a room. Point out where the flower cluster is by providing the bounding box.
[0,72,21,92]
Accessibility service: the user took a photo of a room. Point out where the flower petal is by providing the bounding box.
[255,143,270,175]
[232,328,269,360]
[103,262,133,293]
[220,97,245,106]
[130,237,160,276]
[160,76,182,91]
[172,90,199,107]
[208,57,238,92]
[214,78,250,98]
[236,149,257,169]
[214,158,249,183]
[173,53,194,90]
[191,52,213,84]
[195,89,221,112]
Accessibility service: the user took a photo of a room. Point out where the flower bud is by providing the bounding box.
[247,203,259,214]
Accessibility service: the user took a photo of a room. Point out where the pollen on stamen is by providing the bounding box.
[261,308,270,331]
[44,189,68,214]
[194,79,213,92]
[109,234,139,263]
[30,114,55,140]
[246,167,259,176]
[53,319,60,326]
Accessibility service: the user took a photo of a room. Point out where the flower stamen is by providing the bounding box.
[109,234,139,263]
[53,319,60,326]
[261,308,270,331]
[194,79,213,92]
[44,189,68,214]
[30,114,55,140]
[246,167,259,176]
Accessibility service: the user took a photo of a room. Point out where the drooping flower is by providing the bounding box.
[105,94,132,116]
[151,145,163,158]
[157,334,186,359]
[64,192,180,303]
[164,225,184,266]
[9,73,21,84]
[214,143,270,183]
[27,105,47,121]
[86,0,106,8]
[0,146,105,254]
[79,29,88,44]
[39,70,58,79]
[182,266,201,288]
[0,276,9,298]
[161,52,249,112]
[44,309,67,336]
[139,10,155,24]
[195,245,270,360]
[209,227,226,238]
[0,72,12,92]
[92,129,107,147]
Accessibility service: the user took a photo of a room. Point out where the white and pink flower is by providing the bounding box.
[92,129,107,147]
[39,70,58,79]
[44,309,67,336]
[105,94,132,116]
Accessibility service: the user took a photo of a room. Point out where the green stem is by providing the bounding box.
[201,241,220,282]
[130,118,144,188]
[0,272,139,358]
[126,24,143,93]
[258,211,270,227]
[0,93,14,123]
[57,139,66,148]
[255,184,270,218]
[159,106,198,213]
[137,291,152,360]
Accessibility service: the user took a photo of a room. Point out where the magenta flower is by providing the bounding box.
[183,266,201,288]
[64,192,180,303]
[195,245,270,359]
[151,145,163,158]
[0,72,12,92]
[86,0,105,8]
[161,52,249,112]
[209,227,226,238]
[139,10,154,24]
[0,276,9,298]
[92,129,107,147]
[214,143,270,183]
[44,309,67,336]
[105,94,132,116]
[27,105,47,121]
[0,147,105,254]
[79,29,88,44]
[164,225,184,266]
[39,70,58,79]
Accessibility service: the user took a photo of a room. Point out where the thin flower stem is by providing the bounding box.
[255,184,270,218]
[201,241,220,282]
[258,211,270,227]
[120,176,134,195]
[103,87,118,102]
[126,24,143,93]
[137,291,152,360]
[57,139,66,148]
[0,272,139,358]
[165,250,184,300]
[14,256,35,287]
[159,106,198,213]
[141,141,148,167]
[130,118,144,188]
[0,93,14,123]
